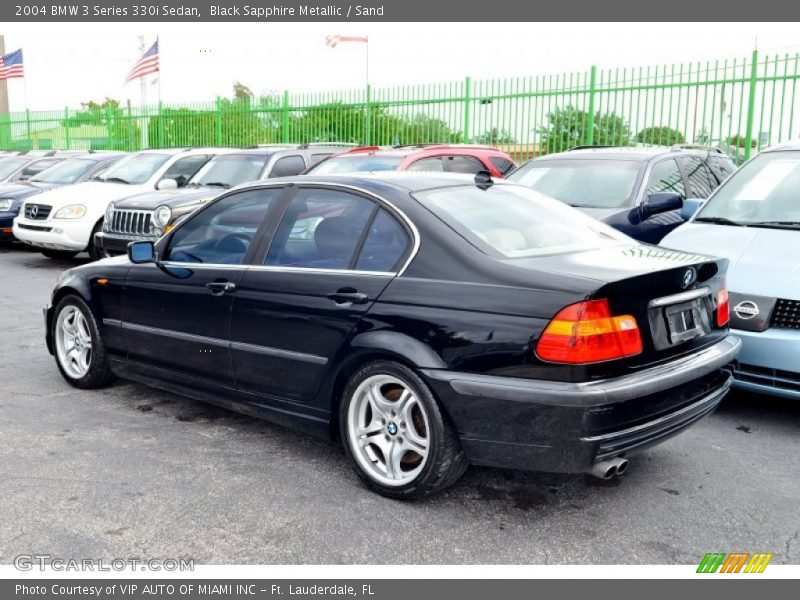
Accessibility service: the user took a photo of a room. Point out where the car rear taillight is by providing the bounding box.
[716,288,730,327]
[536,299,643,364]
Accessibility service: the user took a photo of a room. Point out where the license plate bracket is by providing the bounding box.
[663,299,711,345]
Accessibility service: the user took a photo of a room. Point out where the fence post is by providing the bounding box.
[25,109,32,150]
[282,90,290,143]
[215,97,223,146]
[64,107,70,150]
[743,49,759,162]
[104,104,114,150]
[157,101,165,148]
[463,76,471,142]
[586,65,597,146]
[364,84,371,145]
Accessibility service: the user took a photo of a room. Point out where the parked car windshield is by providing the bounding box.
[508,159,642,208]
[417,183,630,258]
[307,155,404,174]
[95,152,171,185]
[29,158,97,184]
[695,150,800,228]
[0,157,29,179]
[187,153,269,188]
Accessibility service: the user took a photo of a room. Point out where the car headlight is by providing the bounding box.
[105,202,115,223]
[53,204,87,219]
[152,205,172,228]
[0,199,13,211]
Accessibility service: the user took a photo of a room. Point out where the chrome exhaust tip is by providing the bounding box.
[589,457,628,479]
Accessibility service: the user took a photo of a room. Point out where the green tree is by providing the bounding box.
[62,98,141,150]
[727,134,757,148]
[474,127,517,144]
[636,126,685,146]
[539,105,631,153]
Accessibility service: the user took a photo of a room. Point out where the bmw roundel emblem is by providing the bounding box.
[681,267,697,289]
[387,422,398,435]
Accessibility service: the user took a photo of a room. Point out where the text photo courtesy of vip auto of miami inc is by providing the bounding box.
[0,6,798,594]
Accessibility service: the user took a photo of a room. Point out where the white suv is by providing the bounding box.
[13,148,224,259]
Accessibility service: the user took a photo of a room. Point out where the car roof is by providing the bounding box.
[70,152,129,162]
[533,145,728,162]
[237,171,506,194]
[330,144,504,158]
[763,140,800,152]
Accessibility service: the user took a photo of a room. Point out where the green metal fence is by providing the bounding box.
[1,49,798,164]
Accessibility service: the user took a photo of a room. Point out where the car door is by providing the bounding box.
[230,185,413,402]
[120,187,283,385]
[635,158,687,243]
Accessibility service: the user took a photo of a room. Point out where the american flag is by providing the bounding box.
[0,49,24,80]
[325,35,368,48]
[125,39,159,83]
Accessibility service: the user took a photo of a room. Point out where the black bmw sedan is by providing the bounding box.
[44,172,740,499]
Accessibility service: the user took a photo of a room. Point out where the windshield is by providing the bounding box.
[29,158,96,184]
[508,159,642,208]
[95,152,170,185]
[307,155,404,174]
[0,157,29,179]
[695,150,800,228]
[416,184,630,258]
[188,154,268,188]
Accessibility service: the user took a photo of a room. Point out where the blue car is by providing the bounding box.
[662,141,800,399]
[508,145,736,243]
[0,152,126,242]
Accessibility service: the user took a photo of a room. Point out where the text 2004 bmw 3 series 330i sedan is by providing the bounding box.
[43,172,741,499]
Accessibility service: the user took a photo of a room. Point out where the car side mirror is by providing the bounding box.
[681,198,706,221]
[643,192,683,217]
[128,240,156,264]
[157,178,178,191]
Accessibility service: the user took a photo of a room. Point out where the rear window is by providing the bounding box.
[307,155,404,174]
[508,159,643,208]
[490,156,516,176]
[416,184,630,258]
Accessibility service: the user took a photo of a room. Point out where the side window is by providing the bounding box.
[164,188,280,265]
[407,157,445,172]
[446,155,486,174]
[310,153,333,165]
[681,156,717,198]
[20,158,59,179]
[490,156,516,176]
[355,209,410,272]
[708,156,736,183]
[162,155,212,187]
[269,155,307,178]
[265,188,375,269]
[645,158,685,198]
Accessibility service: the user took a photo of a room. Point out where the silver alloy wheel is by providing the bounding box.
[55,305,92,380]
[347,374,431,487]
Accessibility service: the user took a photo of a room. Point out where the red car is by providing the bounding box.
[305,144,517,178]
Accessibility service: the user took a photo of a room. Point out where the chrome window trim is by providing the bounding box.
[158,261,396,277]
[161,180,420,277]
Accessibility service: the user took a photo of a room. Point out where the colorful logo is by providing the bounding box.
[697,552,773,573]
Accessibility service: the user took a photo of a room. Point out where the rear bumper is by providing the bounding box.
[421,335,740,473]
[94,231,148,256]
[730,327,800,400]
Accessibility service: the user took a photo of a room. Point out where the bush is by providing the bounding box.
[636,126,685,146]
[539,105,631,153]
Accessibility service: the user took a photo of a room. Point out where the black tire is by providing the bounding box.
[51,295,116,389]
[86,221,104,261]
[41,249,79,260]
[339,360,467,500]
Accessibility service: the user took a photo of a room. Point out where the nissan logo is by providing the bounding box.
[681,267,697,289]
[733,300,760,320]
[29,205,38,218]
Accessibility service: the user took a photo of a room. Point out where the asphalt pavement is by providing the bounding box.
[1,245,798,565]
